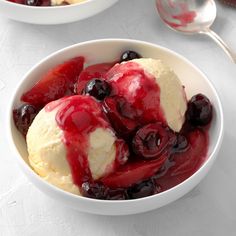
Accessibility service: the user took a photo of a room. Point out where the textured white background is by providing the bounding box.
[0,0,236,235]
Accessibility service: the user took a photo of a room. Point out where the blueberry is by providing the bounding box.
[186,94,212,126]
[106,188,127,200]
[81,182,108,200]
[173,134,188,153]
[102,96,139,139]
[120,50,141,62]
[13,104,38,137]
[81,182,128,200]
[85,79,111,100]
[127,179,155,199]
[132,123,176,159]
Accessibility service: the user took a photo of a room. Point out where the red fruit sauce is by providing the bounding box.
[153,128,208,193]
[21,57,84,108]
[102,153,169,188]
[45,95,129,187]
[77,62,115,94]
[106,61,166,126]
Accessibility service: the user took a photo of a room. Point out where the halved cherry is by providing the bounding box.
[170,129,208,176]
[13,104,39,137]
[77,62,115,94]
[155,129,208,190]
[102,96,139,138]
[127,179,155,199]
[21,57,84,108]
[132,123,176,159]
[101,153,168,188]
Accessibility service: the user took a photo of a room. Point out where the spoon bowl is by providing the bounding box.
[156,0,216,33]
[156,0,236,63]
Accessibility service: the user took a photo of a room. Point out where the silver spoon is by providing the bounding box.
[156,0,236,63]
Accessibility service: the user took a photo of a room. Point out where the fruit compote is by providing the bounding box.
[13,50,213,200]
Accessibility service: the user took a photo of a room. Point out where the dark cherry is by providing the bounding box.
[117,97,142,120]
[120,50,141,62]
[186,94,212,126]
[81,182,127,200]
[127,179,155,199]
[13,104,39,137]
[85,79,111,101]
[132,123,176,159]
[106,188,127,200]
[25,0,50,6]
[173,134,188,153]
[102,96,138,138]
[81,182,108,200]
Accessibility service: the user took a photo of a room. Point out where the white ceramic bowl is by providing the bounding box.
[0,0,118,25]
[8,39,224,215]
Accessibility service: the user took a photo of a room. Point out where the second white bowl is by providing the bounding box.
[0,0,118,25]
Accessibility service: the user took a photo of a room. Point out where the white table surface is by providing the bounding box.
[0,0,236,235]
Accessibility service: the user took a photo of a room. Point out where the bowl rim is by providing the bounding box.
[2,0,113,9]
[7,38,224,205]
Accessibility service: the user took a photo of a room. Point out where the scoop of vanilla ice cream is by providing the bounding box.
[27,106,118,195]
[132,58,187,132]
[88,128,116,180]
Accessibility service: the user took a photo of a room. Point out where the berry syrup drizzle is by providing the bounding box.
[104,61,166,136]
[45,95,128,187]
[153,127,209,193]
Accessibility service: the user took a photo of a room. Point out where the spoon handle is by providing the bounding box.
[201,29,236,63]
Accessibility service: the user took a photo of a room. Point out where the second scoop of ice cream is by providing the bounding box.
[105,58,187,133]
